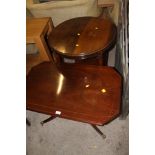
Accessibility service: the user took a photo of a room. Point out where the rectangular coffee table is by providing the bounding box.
[27,62,121,138]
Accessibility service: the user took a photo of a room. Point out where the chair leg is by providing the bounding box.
[40,116,56,126]
[26,118,31,126]
[91,124,106,139]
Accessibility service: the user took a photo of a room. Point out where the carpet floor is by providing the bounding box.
[26,111,128,155]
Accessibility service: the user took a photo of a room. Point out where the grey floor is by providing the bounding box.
[26,47,129,155]
[26,112,128,155]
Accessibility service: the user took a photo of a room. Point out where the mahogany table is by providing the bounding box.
[48,17,117,65]
[27,62,121,138]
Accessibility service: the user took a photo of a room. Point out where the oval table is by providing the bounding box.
[48,17,117,65]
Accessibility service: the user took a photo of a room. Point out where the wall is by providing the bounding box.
[26,0,102,26]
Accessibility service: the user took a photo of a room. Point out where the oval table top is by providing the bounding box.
[48,17,117,58]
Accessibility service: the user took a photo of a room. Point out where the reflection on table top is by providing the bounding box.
[27,62,121,125]
[48,17,117,58]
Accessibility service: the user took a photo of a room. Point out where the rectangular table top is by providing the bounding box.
[26,62,121,125]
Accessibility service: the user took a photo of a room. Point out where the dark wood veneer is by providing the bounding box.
[27,62,121,125]
[48,17,117,65]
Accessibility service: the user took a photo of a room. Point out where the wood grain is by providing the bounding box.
[27,62,122,125]
[26,17,53,61]
[48,17,117,58]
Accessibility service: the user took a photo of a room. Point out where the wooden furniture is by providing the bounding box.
[27,62,122,138]
[26,17,54,61]
[26,53,43,75]
[97,0,114,19]
[97,0,114,7]
[97,0,120,25]
[48,17,117,65]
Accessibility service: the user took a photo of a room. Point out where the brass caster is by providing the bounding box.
[40,121,44,126]
[102,134,106,139]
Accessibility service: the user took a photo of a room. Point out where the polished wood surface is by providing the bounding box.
[26,53,43,75]
[48,17,116,59]
[27,62,121,125]
[26,17,53,61]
